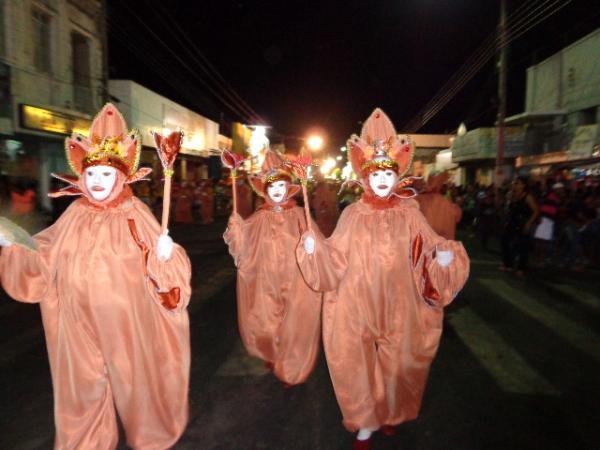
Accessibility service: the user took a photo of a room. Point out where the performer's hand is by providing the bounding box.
[303,233,315,255]
[157,234,174,261]
[0,232,12,247]
[436,250,454,267]
[228,212,243,228]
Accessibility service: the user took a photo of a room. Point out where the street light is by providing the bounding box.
[307,135,324,151]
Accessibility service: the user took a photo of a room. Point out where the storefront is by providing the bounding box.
[1,103,93,211]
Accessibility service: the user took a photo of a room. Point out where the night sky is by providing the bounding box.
[107,0,600,149]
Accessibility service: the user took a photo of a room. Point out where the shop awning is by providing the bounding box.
[504,110,566,125]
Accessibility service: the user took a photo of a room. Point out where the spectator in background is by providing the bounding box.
[533,182,563,266]
[476,186,496,251]
[500,176,539,277]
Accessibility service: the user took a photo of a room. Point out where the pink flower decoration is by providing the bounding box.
[221,150,246,170]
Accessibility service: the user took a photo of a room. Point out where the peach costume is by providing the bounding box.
[416,172,462,240]
[296,109,469,432]
[0,104,191,450]
[224,156,322,385]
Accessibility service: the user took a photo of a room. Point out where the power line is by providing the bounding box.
[403,0,573,132]
[140,0,264,124]
[416,0,569,129]
[110,2,261,124]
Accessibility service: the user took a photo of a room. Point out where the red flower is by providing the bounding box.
[153,130,183,169]
[221,150,246,170]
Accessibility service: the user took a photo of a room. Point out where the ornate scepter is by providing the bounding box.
[286,154,313,232]
[152,130,184,235]
[221,150,247,215]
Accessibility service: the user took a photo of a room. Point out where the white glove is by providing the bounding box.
[304,236,315,255]
[156,233,174,261]
[436,250,454,267]
[0,233,12,247]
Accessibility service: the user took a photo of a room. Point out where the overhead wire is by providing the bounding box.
[403,0,573,132]
[140,0,265,124]
[111,2,261,124]
[107,20,220,119]
[413,0,568,129]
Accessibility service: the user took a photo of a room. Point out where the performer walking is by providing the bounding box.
[416,171,462,240]
[224,151,322,386]
[297,109,469,449]
[0,104,192,450]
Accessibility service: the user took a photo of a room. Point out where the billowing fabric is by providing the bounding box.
[416,192,462,240]
[224,203,322,385]
[296,198,469,431]
[0,194,191,450]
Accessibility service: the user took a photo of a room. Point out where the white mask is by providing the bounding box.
[267,180,287,203]
[368,169,398,198]
[84,165,118,201]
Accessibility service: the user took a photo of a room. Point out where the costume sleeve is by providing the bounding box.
[409,203,469,307]
[296,207,350,292]
[0,219,58,303]
[132,200,192,313]
[223,213,246,268]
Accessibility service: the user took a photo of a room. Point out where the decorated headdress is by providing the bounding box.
[51,103,151,199]
[348,108,414,179]
[248,149,301,200]
[65,103,148,179]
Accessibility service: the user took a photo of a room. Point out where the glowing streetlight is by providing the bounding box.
[307,135,324,151]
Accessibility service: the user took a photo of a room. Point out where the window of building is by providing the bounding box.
[71,31,93,112]
[32,8,52,73]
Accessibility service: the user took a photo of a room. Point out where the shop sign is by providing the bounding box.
[19,104,91,136]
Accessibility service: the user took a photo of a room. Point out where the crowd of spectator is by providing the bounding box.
[447,175,600,274]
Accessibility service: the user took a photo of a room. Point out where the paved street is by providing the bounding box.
[0,220,598,450]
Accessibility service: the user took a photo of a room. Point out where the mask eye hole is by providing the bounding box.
[102,172,112,177]
[87,171,93,177]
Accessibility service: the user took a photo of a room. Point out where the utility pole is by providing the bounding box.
[495,0,507,190]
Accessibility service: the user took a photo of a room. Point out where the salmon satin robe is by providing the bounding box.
[224,201,322,385]
[416,192,463,240]
[296,197,469,431]
[0,193,192,450]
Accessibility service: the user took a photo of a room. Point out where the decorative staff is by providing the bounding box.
[285,154,313,232]
[152,130,184,235]
[221,150,247,215]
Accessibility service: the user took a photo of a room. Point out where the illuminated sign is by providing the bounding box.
[19,104,91,136]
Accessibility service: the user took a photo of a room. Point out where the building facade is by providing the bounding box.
[0,0,106,210]
[510,27,600,175]
[108,79,222,183]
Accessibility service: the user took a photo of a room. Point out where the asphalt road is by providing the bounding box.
[0,220,598,450]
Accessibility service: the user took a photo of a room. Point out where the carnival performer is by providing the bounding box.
[0,104,192,450]
[313,180,339,237]
[223,151,322,386]
[297,109,470,449]
[236,177,254,219]
[416,171,462,240]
